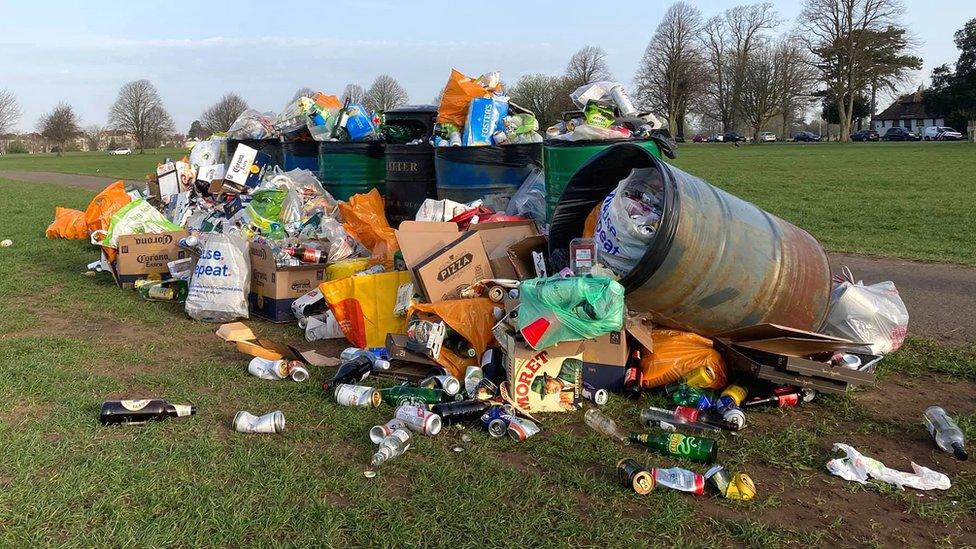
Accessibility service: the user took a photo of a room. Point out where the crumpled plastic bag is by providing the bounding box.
[339,188,398,268]
[594,168,664,277]
[639,329,727,389]
[189,138,224,168]
[437,68,492,128]
[319,271,412,348]
[517,276,625,350]
[505,168,546,224]
[227,109,277,140]
[822,267,909,354]
[548,123,633,142]
[94,198,181,248]
[186,233,251,323]
[826,443,950,491]
[84,180,132,234]
[46,207,88,240]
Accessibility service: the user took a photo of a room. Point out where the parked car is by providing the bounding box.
[109,148,132,155]
[882,127,919,141]
[850,129,880,142]
[723,132,747,142]
[793,131,821,142]
[758,132,776,142]
[922,126,964,141]
[692,134,709,143]
[707,134,724,142]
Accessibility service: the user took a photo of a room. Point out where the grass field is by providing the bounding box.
[1,145,976,545]
[4,141,975,265]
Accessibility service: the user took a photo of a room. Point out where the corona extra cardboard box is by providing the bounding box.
[108,231,188,289]
[248,242,327,322]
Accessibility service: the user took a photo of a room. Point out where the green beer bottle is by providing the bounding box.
[379,386,445,407]
[628,432,718,463]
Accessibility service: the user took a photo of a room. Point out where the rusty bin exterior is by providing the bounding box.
[548,143,831,335]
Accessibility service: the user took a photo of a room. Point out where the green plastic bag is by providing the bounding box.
[516,276,625,350]
[244,189,286,232]
[96,198,181,248]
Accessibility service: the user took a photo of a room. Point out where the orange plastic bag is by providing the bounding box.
[639,329,727,389]
[410,298,498,379]
[436,68,491,128]
[84,180,131,234]
[312,92,342,110]
[319,271,412,348]
[45,207,88,240]
[339,188,398,268]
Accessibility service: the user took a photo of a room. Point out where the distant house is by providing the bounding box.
[872,89,944,133]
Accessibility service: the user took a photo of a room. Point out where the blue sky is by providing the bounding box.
[0,0,970,132]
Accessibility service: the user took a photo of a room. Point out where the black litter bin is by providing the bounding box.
[382,105,438,225]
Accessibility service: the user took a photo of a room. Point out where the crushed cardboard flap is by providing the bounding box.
[217,322,340,367]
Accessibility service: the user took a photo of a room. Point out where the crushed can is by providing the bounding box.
[480,404,516,438]
[369,419,408,444]
[395,405,442,436]
[725,473,756,500]
[507,416,540,442]
[233,410,285,434]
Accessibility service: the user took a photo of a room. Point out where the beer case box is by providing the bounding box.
[248,242,327,323]
[499,328,584,413]
[107,231,189,288]
[411,231,494,302]
[225,144,271,189]
[468,220,538,279]
[581,329,628,392]
[714,323,878,394]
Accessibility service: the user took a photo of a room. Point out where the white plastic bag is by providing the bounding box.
[594,168,663,277]
[189,138,224,168]
[826,443,950,491]
[186,233,251,322]
[822,267,909,354]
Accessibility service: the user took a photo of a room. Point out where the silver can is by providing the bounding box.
[507,416,540,441]
[335,384,381,408]
[233,410,285,434]
[609,84,638,117]
[369,419,408,444]
[394,405,442,436]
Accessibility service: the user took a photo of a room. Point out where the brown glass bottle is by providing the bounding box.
[99,399,196,425]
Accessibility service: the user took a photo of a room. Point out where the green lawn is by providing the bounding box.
[4,141,976,265]
[0,148,188,180]
[1,177,975,546]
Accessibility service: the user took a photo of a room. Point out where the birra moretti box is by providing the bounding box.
[504,338,584,413]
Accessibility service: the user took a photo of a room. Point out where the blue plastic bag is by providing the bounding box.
[463,97,508,146]
[345,104,376,140]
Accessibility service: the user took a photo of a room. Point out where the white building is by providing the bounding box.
[872,89,944,133]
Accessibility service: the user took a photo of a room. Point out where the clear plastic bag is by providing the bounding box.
[822,267,909,354]
[227,109,277,140]
[505,168,546,224]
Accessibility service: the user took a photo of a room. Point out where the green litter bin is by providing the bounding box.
[318,141,386,201]
[544,138,662,220]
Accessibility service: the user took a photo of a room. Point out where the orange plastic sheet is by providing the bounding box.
[84,180,131,234]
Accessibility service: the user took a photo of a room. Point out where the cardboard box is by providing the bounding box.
[581,329,628,392]
[412,231,493,302]
[498,327,584,412]
[385,333,441,368]
[395,221,460,271]
[507,235,550,280]
[108,231,189,288]
[714,323,877,394]
[216,322,337,367]
[225,144,271,189]
[248,242,327,322]
[469,220,538,279]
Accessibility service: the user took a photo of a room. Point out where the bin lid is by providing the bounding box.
[384,105,437,115]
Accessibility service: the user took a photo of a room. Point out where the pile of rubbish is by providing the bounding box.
[431,69,542,147]
[546,81,663,142]
[46,75,965,501]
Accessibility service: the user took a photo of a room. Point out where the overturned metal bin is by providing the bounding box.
[548,143,831,335]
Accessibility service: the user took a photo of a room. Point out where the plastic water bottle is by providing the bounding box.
[923,406,968,461]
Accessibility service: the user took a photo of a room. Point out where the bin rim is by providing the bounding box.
[542,137,658,148]
[548,142,679,293]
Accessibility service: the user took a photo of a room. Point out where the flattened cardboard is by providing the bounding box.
[506,235,549,280]
[716,323,858,345]
[626,316,655,353]
[216,322,339,367]
[110,231,189,288]
[395,221,460,271]
[248,242,328,322]
[412,231,493,302]
[469,220,538,279]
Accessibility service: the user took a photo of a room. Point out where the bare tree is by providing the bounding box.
[0,90,22,134]
[509,74,568,128]
[799,0,911,140]
[635,2,706,138]
[700,3,779,131]
[775,35,817,138]
[741,40,783,141]
[200,93,248,134]
[39,102,80,156]
[564,46,614,88]
[108,80,175,153]
[82,125,102,151]
[362,75,409,113]
[341,84,366,105]
[291,87,315,101]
